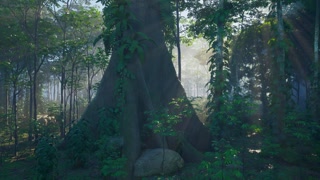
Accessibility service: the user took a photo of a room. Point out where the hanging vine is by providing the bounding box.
[95,0,151,121]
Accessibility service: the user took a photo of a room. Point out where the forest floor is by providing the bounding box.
[0,144,101,180]
[0,155,98,179]
[1,140,320,180]
[0,141,36,179]
[0,104,319,179]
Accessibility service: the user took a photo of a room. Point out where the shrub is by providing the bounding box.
[198,140,243,180]
[66,120,90,168]
[35,136,58,179]
[96,135,127,179]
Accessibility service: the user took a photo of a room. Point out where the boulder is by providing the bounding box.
[134,148,184,177]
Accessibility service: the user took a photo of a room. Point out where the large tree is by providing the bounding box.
[77,0,210,178]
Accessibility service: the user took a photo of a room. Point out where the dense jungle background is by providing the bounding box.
[0,0,320,179]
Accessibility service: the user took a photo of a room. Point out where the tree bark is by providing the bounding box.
[215,0,225,112]
[277,0,285,76]
[0,72,5,115]
[27,66,33,142]
[69,61,75,132]
[313,0,320,124]
[80,0,210,177]
[176,0,182,81]
[59,67,65,138]
[315,0,319,82]
[274,0,285,141]
[87,64,92,103]
[12,81,18,156]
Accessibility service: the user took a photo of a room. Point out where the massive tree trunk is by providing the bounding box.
[80,0,210,177]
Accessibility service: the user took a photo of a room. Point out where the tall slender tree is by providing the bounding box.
[314,0,319,79]
[313,0,320,123]
[176,0,182,81]
[268,0,287,141]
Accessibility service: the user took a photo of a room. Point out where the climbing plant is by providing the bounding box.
[97,0,151,116]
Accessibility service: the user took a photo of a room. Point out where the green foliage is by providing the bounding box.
[145,97,193,176]
[98,0,151,119]
[95,136,121,160]
[98,0,135,55]
[98,107,119,136]
[282,111,320,164]
[35,136,58,179]
[198,140,243,180]
[101,156,127,178]
[204,91,259,179]
[145,107,181,137]
[260,136,281,157]
[95,135,126,179]
[284,111,319,142]
[145,97,192,137]
[179,17,196,46]
[159,0,177,50]
[260,109,320,168]
[208,92,254,142]
[66,120,90,168]
[38,118,59,138]
[82,47,109,74]
[190,97,208,123]
[47,102,60,117]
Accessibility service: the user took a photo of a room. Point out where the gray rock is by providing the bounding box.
[134,148,184,177]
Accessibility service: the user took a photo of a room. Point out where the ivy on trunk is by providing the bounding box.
[79,0,210,178]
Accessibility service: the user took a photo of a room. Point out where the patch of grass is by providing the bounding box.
[56,150,102,179]
[0,156,37,180]
[0,143,102,180]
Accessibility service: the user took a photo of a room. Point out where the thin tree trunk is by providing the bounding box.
[277,0,285,76]
[5,80,9,128]
[12,81,18,156]
[0,73,4,115]
[176,0,182,81]
[214,0,225,118]
[32,1,44,142]
[27,67,33,142]
[315,0,319,82]
[69,62,75,132]
[33,59,38,141]
[87,65,92,103]
[74,67,78,121]
[274,0,285,141]
[52,76,55,101]
[63,84,67,134]
[60,67,65,138]
[47,81,50,101]
[314,0,320,123]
